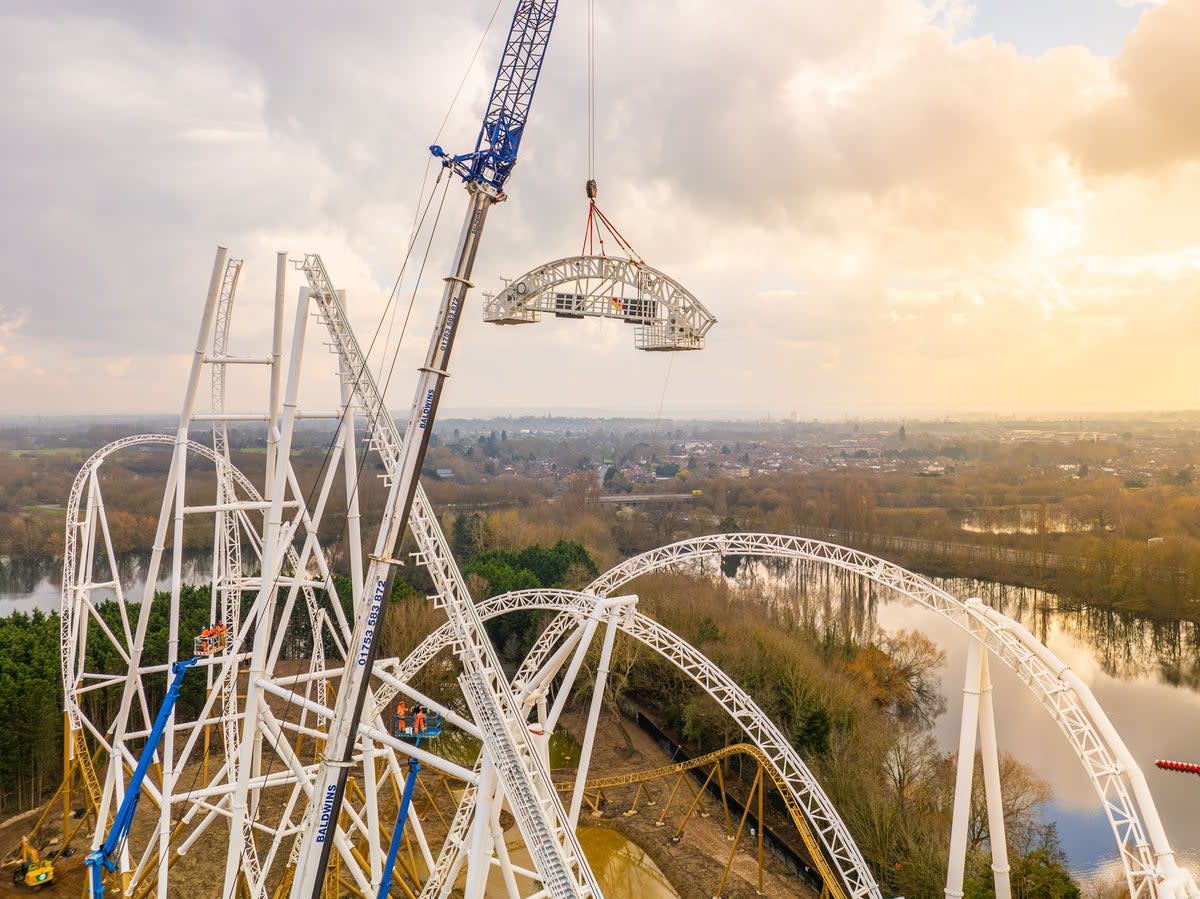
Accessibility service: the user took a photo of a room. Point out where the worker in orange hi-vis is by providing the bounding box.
[413,709,426,734]
[398,696,412,734]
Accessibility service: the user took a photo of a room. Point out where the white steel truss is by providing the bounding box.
[383,587,880,899]
[60,250,427,899]
[60,246,1198,899]
[63,248,603,899]
[584,533,1200,899]
[482,255,717,350]
[295,252,601,899]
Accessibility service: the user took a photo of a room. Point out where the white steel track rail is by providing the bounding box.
[585,533,1199,899]
[389,588,880,899]
[294,253,600,899]
[61,434,356,895]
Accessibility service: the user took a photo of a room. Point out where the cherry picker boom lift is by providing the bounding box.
[84,654,202,898]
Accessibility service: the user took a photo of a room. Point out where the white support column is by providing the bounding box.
[363,738,382,890]
[265,251,286,502]
[105,249,226,775]
[946,629,985,899]
[545,612,602,733]
[463,760,499,899]
[490,810,524,899]
[222,287,310,896]
[977,649,1012,899]
[568,600,625,830]
[519,621,588,708]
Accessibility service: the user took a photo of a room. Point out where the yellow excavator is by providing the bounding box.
[12,837,54,890]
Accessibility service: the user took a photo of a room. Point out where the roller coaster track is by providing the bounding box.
[557,741,844,899]
[392,588,881,899]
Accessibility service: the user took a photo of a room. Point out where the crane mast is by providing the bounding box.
[288,3,596,897]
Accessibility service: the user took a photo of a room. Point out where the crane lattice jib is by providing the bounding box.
[290,2,591,894]
[434,0,558,191]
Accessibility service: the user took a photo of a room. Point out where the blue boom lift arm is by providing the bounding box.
[85,656,200,899]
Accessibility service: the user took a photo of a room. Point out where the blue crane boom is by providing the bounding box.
[288,3,564,897]
[431,0,558,192]
[85,656,200,899]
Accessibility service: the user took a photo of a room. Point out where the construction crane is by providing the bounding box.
[288,4,603,898]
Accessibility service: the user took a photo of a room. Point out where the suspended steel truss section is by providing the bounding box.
[583,533,1199,899]
[483,255,716,350]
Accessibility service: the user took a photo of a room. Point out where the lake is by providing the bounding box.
[0,553,212,616]
[727,557,1200,886]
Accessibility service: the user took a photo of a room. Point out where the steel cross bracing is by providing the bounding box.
[584,533,1199,899]
[388,587,878,899]
[295,252,601,899]
[61,433,349,897]
[482,255,717,350]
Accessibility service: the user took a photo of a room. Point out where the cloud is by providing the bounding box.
[1065,0,1200,174]
[2,0,1199,417]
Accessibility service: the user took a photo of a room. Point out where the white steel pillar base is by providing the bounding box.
[946,598,1010,899]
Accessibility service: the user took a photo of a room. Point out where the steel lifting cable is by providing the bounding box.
[578,1,646,266]
[587,0,595,183]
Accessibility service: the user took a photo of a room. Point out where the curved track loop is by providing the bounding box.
[384,588,881,899]
[585,533,1199,899]
[60,434,336,890]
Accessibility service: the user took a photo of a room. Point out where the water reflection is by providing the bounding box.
[0,551,226,615]
[722,558,1200,694]
[487,827,678,899]
[712,557,1200,879]
[960,508,1088,535]
[936,578,1200,688]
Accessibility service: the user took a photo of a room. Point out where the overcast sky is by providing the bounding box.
[3,0,1198,419]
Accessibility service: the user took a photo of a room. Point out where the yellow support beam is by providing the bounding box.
[556,741,848,899]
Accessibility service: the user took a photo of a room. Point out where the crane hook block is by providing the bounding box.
[586,178,598,200]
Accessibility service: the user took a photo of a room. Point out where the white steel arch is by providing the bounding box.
[380,588,883,899]
[483,255,716,350]
[584,533,1200,899]
[59,434,353,892]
